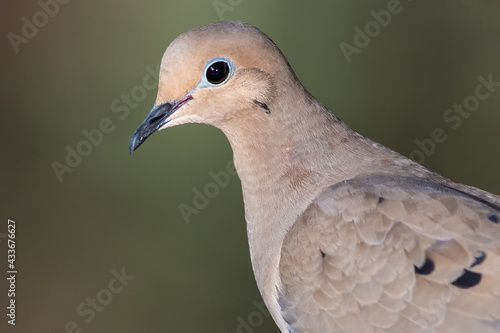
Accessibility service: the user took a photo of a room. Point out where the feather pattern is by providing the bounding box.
[278,175,500,333]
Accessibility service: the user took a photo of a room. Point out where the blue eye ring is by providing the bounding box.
[202,57,235,86]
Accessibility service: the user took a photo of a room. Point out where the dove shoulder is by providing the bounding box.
[278,175,500,333]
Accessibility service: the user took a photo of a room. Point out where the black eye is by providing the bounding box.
[206,61,230,85]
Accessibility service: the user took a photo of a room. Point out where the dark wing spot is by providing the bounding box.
[488,214,499,223]
[470,251,486,268]
[378,197,385,204]
[414,258,434,275]
[451,269,482,288]
[320,250,325,259]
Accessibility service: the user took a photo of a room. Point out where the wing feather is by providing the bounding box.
[278,175,500,333]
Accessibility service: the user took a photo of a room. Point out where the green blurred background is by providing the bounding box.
[1,0,500,332]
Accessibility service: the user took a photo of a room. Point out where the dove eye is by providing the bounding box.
[206,61,229,84]
[203,57,235,86]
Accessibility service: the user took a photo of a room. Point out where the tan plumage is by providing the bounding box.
[280,176,500,332]
[129,21,500,333]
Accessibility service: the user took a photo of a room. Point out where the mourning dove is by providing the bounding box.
[129,21,500,333]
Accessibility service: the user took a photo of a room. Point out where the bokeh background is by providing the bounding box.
[2,1,500,332]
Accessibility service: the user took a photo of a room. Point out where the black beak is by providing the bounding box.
[129,101,174,154]
[129,96,192,154]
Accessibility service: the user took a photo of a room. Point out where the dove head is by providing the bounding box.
[129,21,299,154]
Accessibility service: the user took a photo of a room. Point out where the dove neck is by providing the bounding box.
[224,86,363,223]
[220,82,372,307]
